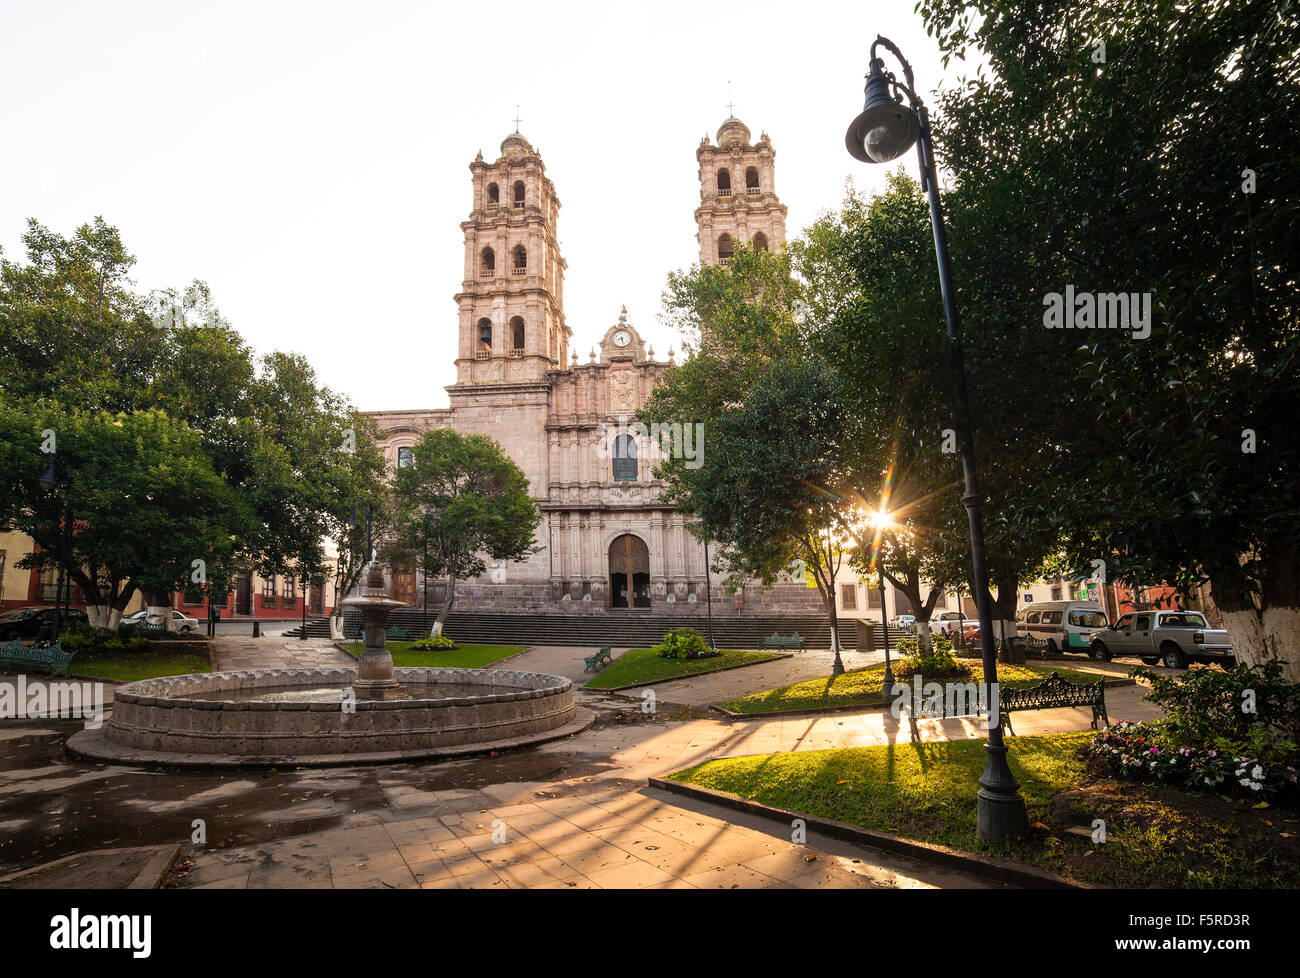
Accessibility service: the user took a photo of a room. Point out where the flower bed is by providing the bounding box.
[1085,720,1299,802]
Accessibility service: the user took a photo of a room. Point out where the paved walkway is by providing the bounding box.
[210,636,353,672]
[501,644,885,703]
[0,640,1167,889]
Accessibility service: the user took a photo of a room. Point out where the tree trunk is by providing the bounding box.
[825,589,844,677]
[142,587,173,632]
[1213,564,1300,684]
[432,576,456,637]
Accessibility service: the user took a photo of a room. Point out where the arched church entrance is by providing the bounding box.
[608,534,651,609]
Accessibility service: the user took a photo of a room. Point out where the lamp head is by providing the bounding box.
[38,457,58,491]
[846,58,920,163]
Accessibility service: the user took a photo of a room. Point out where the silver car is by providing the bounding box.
[1088,610,1233,669]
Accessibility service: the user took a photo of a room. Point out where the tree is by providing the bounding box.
[391,428,541,635]
[0,218,390,628]
[919,0,1300,675]
[644,245,856,669]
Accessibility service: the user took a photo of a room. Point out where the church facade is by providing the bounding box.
[369,117,819,616]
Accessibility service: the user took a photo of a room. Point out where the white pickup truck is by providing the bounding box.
[1088,610,1234,669]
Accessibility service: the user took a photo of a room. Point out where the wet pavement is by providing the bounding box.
[0,646,1166,889]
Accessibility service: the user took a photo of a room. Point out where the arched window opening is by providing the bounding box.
[612,434,637,482]
[486,183,499,208]
[717,168,731,196]
[480,246,495,277]
[510,316,525,355]
[397,446,414,468]
[477,318,492,356]
[718,233,734,265]
[513,181,525,208]
[745,167,760,194]
[753,232,769,252]
[512,244,527,275]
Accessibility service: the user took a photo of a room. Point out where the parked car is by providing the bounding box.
[924,610,968,637]
[1014,600,1109,656]
[895,614,917,633]
[119,609,201,633]
[0,606,90,641]
[1088,610,1233,669]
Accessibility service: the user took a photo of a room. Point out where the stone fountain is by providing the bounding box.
[341,560,409,700]
[66,557,593,767]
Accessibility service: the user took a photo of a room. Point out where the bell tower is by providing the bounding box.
[694,116,788,266]
[455,131,570,385]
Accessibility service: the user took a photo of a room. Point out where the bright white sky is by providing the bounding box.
[1,0,967,412]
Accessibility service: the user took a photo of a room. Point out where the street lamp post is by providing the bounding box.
[878,565,896,700]
[422,513,431,638]
[703,538,716,651]
[38,455,68,643]
[846,35,1028,842]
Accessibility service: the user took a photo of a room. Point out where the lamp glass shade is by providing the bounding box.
[846,103,920,163]
[38,460,58,490]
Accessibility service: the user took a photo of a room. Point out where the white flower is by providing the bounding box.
[1251,765,1264,780]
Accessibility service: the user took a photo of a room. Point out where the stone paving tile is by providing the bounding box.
[157,665,1162,890]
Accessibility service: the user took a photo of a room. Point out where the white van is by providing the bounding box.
[1014,600,1109,656]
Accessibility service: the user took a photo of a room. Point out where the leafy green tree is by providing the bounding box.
[645,246,858,668]
[0,218,390,627]
[391,428,542,634]
[919,0,1300,673]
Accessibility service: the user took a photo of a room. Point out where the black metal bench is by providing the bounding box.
[760,632,806,651]
[0,640,75,677]
[998,671,1108,735]
[900,671,1108,738]
[584,646,614,672]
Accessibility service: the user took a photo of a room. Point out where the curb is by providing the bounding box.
[647,777,1090,890]
[585,652,793,693]
[0,843,181,890]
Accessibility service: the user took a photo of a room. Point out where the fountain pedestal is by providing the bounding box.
[341,561,410,701]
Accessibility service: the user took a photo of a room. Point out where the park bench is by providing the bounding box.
[0,640,75,677]
[998,671,1108,735]
[760,632,806,652]
[584,645,614,672]
[386,626,411,641]
[133,621,167,636]
[900,671,1108,738]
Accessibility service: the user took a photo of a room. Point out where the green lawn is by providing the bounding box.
[70,651,213,682]
[722,662,1105,714]
[584,647,782,690]
[343,641,523,669]
[668,732,1300,888]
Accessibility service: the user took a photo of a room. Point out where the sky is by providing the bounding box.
[0,0,970,412]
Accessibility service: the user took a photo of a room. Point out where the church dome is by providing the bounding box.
[716,117,751,150]
[501,133,534,161]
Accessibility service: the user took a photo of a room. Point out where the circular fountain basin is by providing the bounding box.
[67,667,592,767]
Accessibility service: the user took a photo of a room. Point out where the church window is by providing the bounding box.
[717,168,731,196]
[745,166,760,193]
[481,246,495,276]
[718,233,734,264]
[397,446,414,468]
[486,183,499,208]
[510,316,525,353]
[612,434,637,482]
[477,318,492,354]
[753,232,769,252]
[513,181,525,208]
[512,245,527,274]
